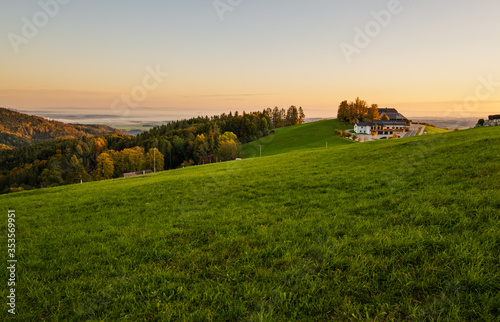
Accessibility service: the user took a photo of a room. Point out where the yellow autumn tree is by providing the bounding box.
[194,134,209,161]
[94,152,114,180]
[216,132,240,161]
[367,104,380,121]
[145,148,164,172]
[110,147,145,175]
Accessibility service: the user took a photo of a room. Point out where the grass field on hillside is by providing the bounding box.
[241,119,353,158]
[426,126,452,134]
[1,127,500,320]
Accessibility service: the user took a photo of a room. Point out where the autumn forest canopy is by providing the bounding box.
[0,107,126,149]
[0,106,305,194]
[337,97,382,123]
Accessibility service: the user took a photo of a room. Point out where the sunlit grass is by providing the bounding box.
[1,126,500,320]
[241,119,354,158]
[426,126,452,134]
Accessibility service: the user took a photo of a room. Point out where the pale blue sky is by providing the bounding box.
[1,0,499,119]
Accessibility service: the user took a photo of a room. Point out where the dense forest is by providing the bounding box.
[0,107,126,149]
[0,106,305,194]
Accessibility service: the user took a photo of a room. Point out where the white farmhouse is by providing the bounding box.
[353,108,410,136]
[354,120,409,136]
[354,122,373,135]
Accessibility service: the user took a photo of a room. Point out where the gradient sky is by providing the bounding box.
[1,0,500,120]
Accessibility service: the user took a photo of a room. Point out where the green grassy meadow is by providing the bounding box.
[425,126,452,135]
[241,119,354,158]
[1,124,500,320]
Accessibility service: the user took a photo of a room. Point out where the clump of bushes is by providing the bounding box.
[388,134,399,140]
[335,129,358,141]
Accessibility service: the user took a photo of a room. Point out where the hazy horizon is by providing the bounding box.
[5,106,483,131]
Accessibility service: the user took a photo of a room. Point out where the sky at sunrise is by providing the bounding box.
[1,0,500,121]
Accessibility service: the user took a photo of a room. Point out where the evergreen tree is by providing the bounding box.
[298,107,306,124]
[66,154,91,183]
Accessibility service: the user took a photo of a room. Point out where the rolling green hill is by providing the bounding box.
[0,107,127,149]
[241,119,354,158]
[1,127,500,320]
[425,125,452,134]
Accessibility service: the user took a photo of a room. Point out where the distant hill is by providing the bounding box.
[0,107,127,149]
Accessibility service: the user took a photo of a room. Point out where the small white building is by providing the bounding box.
[354,122,373,135]
[483,115,500,127]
